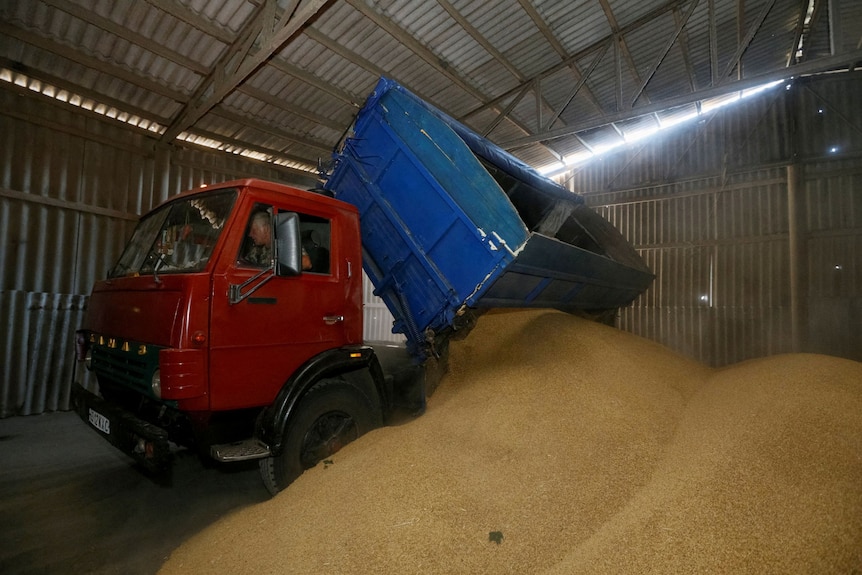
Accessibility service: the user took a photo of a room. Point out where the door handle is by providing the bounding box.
[323,315,344,325]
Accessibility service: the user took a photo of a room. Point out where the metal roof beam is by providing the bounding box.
[545,40,611,131]
[501,48,862,148]
[599,0,651,107]
[0,56,172,127]
[481,82,533,136]
[434,0,565,138]
[709,0,719,85]
[345,0,484,105]
[266,56,360,107]
[673,4,700,92]
[183,126,317,177]
[42,0,209,75]
[462,40,611,121]
[436,0,523,81]
[828,0,844,56]
[209,107,332,155]
[344,0,561,159]
[161,0,329,142]
[144,0,234,43]
[630,0,700,107]
[719,0,777,83]
[516,0,605,116]
[465,0,696,123]
[303,27,389,88]
[235,83,345,131]
[0,21,186,103]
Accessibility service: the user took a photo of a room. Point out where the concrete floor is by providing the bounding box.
[0,411,270,575]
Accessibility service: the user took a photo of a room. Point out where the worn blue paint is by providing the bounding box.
[325,78,653,356]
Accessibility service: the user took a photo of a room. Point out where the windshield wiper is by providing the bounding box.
[152,251,166,284]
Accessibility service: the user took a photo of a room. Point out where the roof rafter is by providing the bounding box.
[344,0,560,160]
[630,0,700,107]
[672,4,699,92]
[501,48,862,148]
[544,39,612,131]
[0,56,171,127]
[468,0,698,128]
[599,0,651,108]
[143,0,234,43]
[186,125,317,176]
[434,0,567,141]
[3,0,855,175]
[719,0,777,84]
[235,83,345,131]
[210,106,332,155]
[161,0,330,142]
[436,0,523,81]
[0,20,186,102]
[516,0,606,116]
[42,0,209,75]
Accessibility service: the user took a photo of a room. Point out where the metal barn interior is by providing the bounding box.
[2,2,862,573]
[1,0,861,419]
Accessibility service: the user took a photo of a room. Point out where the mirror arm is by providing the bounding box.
[228,264,275,304]
[152,252,166,284]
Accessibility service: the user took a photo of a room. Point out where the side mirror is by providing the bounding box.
[274,212,302,277]
[229,211,302,304]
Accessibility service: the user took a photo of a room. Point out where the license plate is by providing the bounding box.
[88,408,111,435]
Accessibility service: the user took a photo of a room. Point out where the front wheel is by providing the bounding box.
[259,379,381,495]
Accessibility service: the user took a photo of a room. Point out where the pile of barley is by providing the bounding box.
[160,310,862,574]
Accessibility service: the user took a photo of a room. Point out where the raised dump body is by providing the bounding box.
[324,78,653,357]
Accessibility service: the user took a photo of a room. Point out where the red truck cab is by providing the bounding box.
[73,179,399,494]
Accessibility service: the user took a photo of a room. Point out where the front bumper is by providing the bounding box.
[71,383,172,474]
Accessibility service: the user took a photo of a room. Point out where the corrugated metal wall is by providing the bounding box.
[804,156,862,361]
[0,292,88,417]
[362,273,405,343]
[0,87,402,417]
[575,73,862,367]
[4,73,860,415]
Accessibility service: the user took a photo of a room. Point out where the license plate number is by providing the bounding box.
[88,408,111,435]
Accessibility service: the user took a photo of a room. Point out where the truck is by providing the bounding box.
[72,78,653,494]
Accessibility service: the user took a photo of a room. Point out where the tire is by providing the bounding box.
[259,379,381,495]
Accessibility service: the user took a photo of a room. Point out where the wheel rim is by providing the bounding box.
[299,411,358,469]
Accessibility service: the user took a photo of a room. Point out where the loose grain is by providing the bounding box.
[159,310,862,575]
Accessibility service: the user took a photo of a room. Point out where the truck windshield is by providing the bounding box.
[109,189,238,278]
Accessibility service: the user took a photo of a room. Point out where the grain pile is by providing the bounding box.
[159,310,862,574]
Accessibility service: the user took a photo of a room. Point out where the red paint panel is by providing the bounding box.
[85,279,182,346]
[159,347,207,400]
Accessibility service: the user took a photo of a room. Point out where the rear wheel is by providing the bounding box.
[259,379,381,495]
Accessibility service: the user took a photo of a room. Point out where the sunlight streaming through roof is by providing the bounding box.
[538,80,786,177]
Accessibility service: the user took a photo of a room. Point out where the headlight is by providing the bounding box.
[75,330,89,361]
[151,369,161,398]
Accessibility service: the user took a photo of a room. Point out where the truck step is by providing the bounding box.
[211,439,271,462]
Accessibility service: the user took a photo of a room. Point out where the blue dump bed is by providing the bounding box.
[324,78,653,358]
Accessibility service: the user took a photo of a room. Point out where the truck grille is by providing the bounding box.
[91,338,162,397]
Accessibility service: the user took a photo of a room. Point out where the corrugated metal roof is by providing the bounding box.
[1,0,859,177]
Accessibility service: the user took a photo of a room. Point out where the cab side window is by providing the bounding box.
[239,204,274,268]
[299,213,331,274]
[237,206,331,274]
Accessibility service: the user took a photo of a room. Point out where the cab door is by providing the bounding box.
[208,200,349,411]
